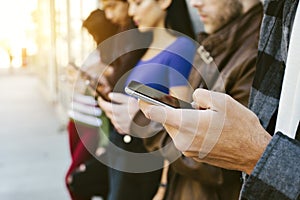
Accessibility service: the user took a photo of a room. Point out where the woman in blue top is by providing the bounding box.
[98,0,196,199]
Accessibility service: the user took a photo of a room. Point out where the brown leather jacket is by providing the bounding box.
[166,4,263,200]
[131,3,263,200]
[189,4,262,106]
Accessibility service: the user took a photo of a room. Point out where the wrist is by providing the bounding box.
[244,125,272,174]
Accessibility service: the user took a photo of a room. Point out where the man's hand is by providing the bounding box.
[139,89,272,174]
[98,93,139,134]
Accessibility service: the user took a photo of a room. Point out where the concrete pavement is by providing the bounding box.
[0,68,70,199]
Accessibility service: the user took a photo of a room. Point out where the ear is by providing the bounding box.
[159,0,172,10]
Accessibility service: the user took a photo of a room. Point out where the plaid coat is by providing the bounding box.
[249,0,299,132]
[242,0,300,199]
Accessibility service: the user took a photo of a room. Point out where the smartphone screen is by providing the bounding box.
[125,81,194,109]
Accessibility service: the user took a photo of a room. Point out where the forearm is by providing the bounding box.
[243,122,272,174]
[242,132,300,200]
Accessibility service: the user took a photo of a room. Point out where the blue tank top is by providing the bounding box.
[125,36,196,94]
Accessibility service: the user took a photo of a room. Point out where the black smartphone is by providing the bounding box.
[125,81,194,109]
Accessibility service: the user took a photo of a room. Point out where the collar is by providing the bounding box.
[198,3,263,59]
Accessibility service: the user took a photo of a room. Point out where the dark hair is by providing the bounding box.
[82,9,118,45]
[165,0,195,39]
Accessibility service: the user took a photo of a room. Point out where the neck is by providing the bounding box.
[119,17,132,30]
[151,28,175,47]
[141,28,177,60]
[242,0,260,13]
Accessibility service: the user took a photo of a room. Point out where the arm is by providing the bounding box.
[139,88,271,174]
[139,89,300,197]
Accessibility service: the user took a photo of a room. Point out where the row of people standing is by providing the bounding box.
[65,9,118,200]
[65,0,264,199]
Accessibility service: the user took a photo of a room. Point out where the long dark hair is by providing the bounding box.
[82,9,119,46]
[165,0,195,39]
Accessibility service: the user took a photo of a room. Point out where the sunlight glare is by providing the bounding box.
[0,0,37,68]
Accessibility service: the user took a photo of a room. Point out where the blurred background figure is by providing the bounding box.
[65,8,118,200]
[97,0,158,200]
[98,0,196,200]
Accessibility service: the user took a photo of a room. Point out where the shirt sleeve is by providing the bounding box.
[241,132,300,200]
[168,37,196,87]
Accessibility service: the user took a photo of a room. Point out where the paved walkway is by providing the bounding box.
[0,68,70,199]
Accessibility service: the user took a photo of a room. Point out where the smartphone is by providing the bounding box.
[125,81,194,109]
[69,62,111,101]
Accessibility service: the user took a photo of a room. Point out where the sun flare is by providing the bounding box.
[0,0,37,68]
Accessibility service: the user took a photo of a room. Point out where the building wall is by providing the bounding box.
[33,0,99,123]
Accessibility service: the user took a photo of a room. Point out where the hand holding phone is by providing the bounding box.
[69,62,111,101]
[125,81,194,109]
